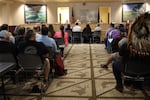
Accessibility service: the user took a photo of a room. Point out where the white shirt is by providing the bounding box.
[72,25,82,32]
[94,26,101,32]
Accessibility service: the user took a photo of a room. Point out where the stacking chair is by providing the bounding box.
[65,30,72,43]
[92,31,101,43]
[54,38,65,56]
[123,56,150,86]
[72,32,82,43]
[47,46,55,78]
[0,53,22,84]
[17,53,44,80]
[54,38,65,48]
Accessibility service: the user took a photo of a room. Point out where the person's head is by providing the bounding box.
[97,23,100,26]
[60,24,65,37]
[128,12,150,55]
[41,26,49,35]
[48,24,55,36]
[75,22,79,25]
[110,23,115,28]
[1,24,8,31]
[60,24,64,31]
[18,26,25,35]
[86,24,90,27]
[33,24,41,32]
[67,24,71,28]
[25,29,36,41]
[0,30,10,41]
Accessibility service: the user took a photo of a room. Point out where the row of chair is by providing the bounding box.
[0,46,55,94]
[66,31,101,43]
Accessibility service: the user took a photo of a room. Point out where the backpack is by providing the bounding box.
[54,54,65,76]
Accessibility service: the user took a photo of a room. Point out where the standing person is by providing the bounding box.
[17,29,50,86]
[82,24,92,43]
[54,25,69,56]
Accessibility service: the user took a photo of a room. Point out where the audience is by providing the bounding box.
[54,24,69,56]
[72,22,82,32]
[36,25,59,56]
[108,25,121,52]
[0,24,15,43]
[94,23,101,32]
[48,24,55,37]
[65,24,72,43]
[33,24,41,40]
[100,37,127,68]
[112,12,150,92]
[82,24,92,43]
[0,29,16,57]
[14,26,26,47]
[17,29,50,87]
[104,23,115,49]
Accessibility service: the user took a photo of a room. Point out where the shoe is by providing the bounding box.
[115,86,123,93]
[64,69,67,75]
[100,64,108,68]
[41,80,48,93]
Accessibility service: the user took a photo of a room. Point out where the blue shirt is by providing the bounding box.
[36,35,58,54]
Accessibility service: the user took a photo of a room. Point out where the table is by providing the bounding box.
[0,62,15,100]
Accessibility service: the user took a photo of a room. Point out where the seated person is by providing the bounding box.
[0,29,18,83]
[82,24,91,43]
[17,29,50,86]
[112,12,150,92]
[36,25,59,57]
[72,22,82,32]
[0,29,16,55]
[94,23,101,32]
[100,37,127,68]
[0,24,15,43]
[54,24,69,56]
[36,26,67,76]
[65,24,72,43]
[15,26,25,47]
[104,23,115,49]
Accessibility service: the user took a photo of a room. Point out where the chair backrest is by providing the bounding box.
[47,46,54,59]
[65,30,72,37]
[54,38,64,45]
[72,32,82,38]
[17,53,43,70]
[93,31,101,37]
[0,53,16,63]
[54,38,65,48]
[124,57,150,77]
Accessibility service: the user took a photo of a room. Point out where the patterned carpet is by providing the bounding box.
[1,44,150,100]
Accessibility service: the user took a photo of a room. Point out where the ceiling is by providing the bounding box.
[0,0,144,3]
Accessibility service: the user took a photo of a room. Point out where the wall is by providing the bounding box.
[0,0,150,25]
